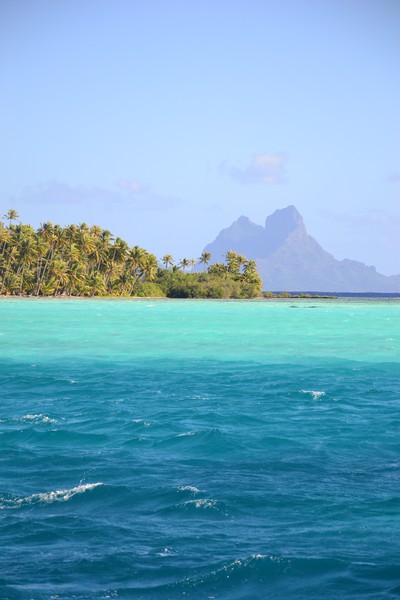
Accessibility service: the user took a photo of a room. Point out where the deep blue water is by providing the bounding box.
[1,299,400,599]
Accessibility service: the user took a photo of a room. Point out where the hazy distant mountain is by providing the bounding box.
[201,206,400,292]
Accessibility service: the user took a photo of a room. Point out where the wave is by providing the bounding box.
[159,553,378,600]
[0,482,104,510]
[159,495,230,518]
[19,413,58,424]
[301,390,326,400]
[177,485,201,493]
[155,427,239,454]
[4,552,397,599]
[131,418,152,427]
[0,413,58,425]
[183,498,217,510]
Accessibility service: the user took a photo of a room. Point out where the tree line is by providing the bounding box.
[0,210,262,298]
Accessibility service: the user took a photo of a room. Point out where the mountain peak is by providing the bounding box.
[202,215,263,258]
[262,205,307,254]
[265,205,305,233]
[236,215,252,224]
[200,205,400,291]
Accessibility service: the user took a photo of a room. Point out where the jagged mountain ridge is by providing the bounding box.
[201,206,400,292]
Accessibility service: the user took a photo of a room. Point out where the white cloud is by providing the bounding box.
[220,153,287,185]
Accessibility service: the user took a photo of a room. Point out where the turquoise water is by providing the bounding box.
[1,298,400,599]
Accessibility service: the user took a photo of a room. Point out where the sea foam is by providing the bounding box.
[17,413,58,424]
[301,390,326,400]
[1,483,104,509]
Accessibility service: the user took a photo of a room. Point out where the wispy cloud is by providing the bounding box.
[13,182,115,206]
[319,209,400,275]
[115,179,146,192]
[320,209,400,232]
[10,180,181,211]
[387,170,400,182]
[219,153,287,185]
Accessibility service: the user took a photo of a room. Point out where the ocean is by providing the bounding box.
[1,298,399,599]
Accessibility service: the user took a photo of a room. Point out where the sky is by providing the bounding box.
[1,0,399,274]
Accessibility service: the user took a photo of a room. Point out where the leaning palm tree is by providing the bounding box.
[35,222,56,295]
[198,251,211,271]
[125,245,147,293]
[15,226,37,294]
[143,253,158,281]
[0,224,12,293]
[51,259,69,295]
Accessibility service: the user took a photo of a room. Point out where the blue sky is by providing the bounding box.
[1,0,399,274]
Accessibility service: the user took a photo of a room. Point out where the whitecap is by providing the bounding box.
[176,431,196,437]
[132,419,151,426]
[184,498,216,509]
[1,482,104,509]
[31,482,103,503]
[17,414,58,424]
[177,485,201,493]
[157,547,177,556]
[301,390,326,400]
[222,553,286,572]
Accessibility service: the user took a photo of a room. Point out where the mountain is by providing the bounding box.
[201,206,400,292]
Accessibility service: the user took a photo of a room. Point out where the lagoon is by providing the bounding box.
[1,299,400,598]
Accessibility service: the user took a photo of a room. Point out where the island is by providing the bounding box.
[0,211,262,299]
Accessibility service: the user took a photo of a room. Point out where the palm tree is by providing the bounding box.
[0,224,12,293]
[125,245,147,293]
[51,259,69,295]
[35,222,57,295]
[15,225,37,294]
[66,263,85,296]
[208,262,226,276]
[87,273,106,297]
[143,253,158,281]
[4,209,19,227]
[242,259,261,285]
[224,250,242,276]
[198,251,211,271]
[111,237,128,263]
[98,229,113,271]
[179,258,190,272]
[0,221,11,251]
[162,254,174,269]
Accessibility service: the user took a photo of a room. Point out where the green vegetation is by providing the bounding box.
[0,211,262,298]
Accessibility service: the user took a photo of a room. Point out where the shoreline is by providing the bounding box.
[1,294,399,301]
